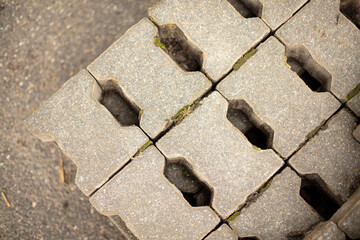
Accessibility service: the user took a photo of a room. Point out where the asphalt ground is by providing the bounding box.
[0,1,157,239]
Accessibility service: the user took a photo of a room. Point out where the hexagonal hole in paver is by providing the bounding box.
[164,158,212,207]
[285,46,332,93]
[227,0,263,18]
[300,174,341,220]
[227,100,273,149]
[340,0,360,29]
[155,24,203,72]
[99,80,140,127]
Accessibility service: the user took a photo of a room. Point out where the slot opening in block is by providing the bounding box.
[227,0,263,18]
[300,174,341,220]
[239,237,260,240]
[285,46,332,93]
[340,0,360,29]
[164,158,212,207]
[156,24,203,72]
[227,100,273,149]
[99,80,140,127]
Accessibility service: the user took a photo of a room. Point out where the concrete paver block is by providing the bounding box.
[230,168,321,240]
[332,187,360,239]
[290,110,360,202]
[354,125,360,142]
[87,18,211,139]
[347,92,360,117]
[258,0,308,30]
[304,221,345,240]
[89,146,220,240]
[205,224,237,240]
[276,0,360,100]
[25,70,148,196]
[148,0,270,81]
[218,37,340,158]
[157,91,283,218]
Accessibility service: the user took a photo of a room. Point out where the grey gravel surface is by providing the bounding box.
[0,0,157,239]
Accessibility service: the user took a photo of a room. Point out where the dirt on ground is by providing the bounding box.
[0,0,157,239]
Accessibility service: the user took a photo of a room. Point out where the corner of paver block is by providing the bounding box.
[25,69,148,196]
[303,221,345,240]
[205,224,238,240]
[353,125,360,142]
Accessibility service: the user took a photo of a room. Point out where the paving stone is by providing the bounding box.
[205,224,237,240]
[290,110,360,203]
[354,125,360,142]
[276,0,360,100]
[87,18,211,139]
[332,187,360,239]
[148,0,270,81]
[217,37,340,158]
[347,92,360,117]
[230,168,321,240]
[25,70,148,196]
[258,0,308,30]
[89,146,220,240]
[157,91,283,218]
[304,221,345,240]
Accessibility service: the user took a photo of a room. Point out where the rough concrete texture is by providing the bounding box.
[218,37,340,158]
[354,125,360,142]
[332,187,360,239]
[258,0,308,30]
[25,70,148,196]
[276,0,360,100]
[0,1,156,238]
[205,224,238,240]
[87,18,211,139]
[304,221,345,240]
[148,0,270,81]
[290,110,360,202]
[347,92,360,117]
[230,168,321,240]
[157,92,283,218]
[90,146,220,240]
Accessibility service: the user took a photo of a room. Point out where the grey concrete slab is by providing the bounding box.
[290,110,360,202]
[354,125,360,142]
[230,168,321,240]
[332,187,360,239]
[148,0,270,81]
[304,221,345,240]
[347,92,360,117]
[157,91,283,218]
[25,70,148,196]
[276,0,360,100]
[259,0,308,30]
[89,146,220,240]
[205,224,237,240]
[87,18,211,139]
[217,37,340,158]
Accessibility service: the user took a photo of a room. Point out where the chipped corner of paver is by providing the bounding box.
[275,0,360,100]
[157,91,283,218]
[90,146,220,239]
[148,0,269,81]
[86,17,211,139]
[205,224,238,240]
[230,167,320,240]
[303,221,345,240]
[289,109,360,202]
[218,36,340,158]
[25,69,148,196]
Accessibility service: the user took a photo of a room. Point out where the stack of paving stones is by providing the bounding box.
[25,0,360,239]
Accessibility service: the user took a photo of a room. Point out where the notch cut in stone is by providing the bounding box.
[100,80,140,127]
[227,0,263,18]
[340,0,360,29]
[157,24,203,72]
[300,174,341,220]
[227,100,273,149]
[164,158,212,207]
[286,46,332,93]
